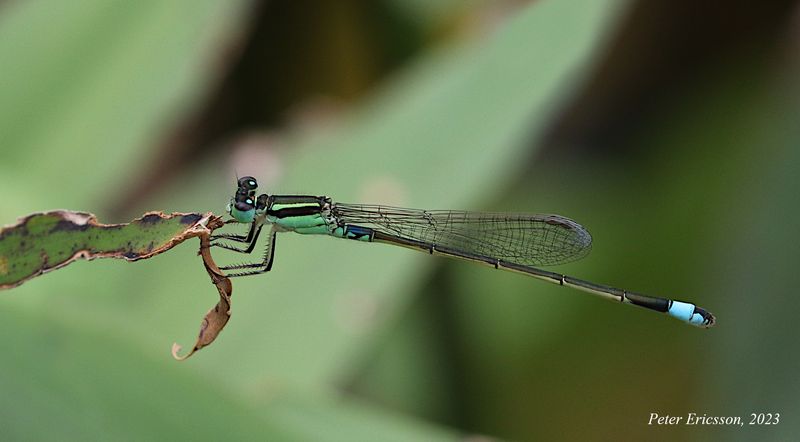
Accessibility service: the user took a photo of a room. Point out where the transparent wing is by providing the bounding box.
[332,203,592,266]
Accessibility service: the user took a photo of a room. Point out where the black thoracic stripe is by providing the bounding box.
[267,195,325,218]
[271,195,323,205]
[270,205,322,218]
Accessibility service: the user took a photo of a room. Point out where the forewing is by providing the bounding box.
[332,204,592,266]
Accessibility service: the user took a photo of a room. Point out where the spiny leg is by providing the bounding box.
[211,232,250,242]
[222,230,278,277]
[220,230,275,271]
[211,220,257,243]
[211,223,264,253]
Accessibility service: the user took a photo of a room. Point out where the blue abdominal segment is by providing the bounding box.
[332,225,374,241]
[668,300,706,325]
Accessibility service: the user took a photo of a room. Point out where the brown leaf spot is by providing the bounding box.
[139,213,163,225]
[180,214,203,225]
[50,219,91,233]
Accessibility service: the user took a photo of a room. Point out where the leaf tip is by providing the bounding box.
[171,342,195,361]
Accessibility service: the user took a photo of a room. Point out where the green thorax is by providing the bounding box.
[266,195,331,235]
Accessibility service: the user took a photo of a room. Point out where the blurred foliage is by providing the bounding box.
[1,0,799,441]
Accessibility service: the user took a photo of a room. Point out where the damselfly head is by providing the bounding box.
[226,175,261,222]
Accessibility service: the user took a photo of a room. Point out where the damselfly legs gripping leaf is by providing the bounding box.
[210,176,715,327]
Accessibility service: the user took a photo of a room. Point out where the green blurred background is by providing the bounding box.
[1,1,798,440]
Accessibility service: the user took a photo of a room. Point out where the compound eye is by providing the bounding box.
[234,197,255,212]
[237,176,258,191]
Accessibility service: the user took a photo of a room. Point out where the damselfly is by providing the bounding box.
[210,176,715,328]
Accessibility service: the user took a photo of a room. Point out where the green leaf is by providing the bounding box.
[0,211,211,289]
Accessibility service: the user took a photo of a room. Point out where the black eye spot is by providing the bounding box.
[238,176,258,190]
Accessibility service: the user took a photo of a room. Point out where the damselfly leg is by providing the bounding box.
[213,227,277,277]
[211,222,263,253]
[211,220,257,242]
